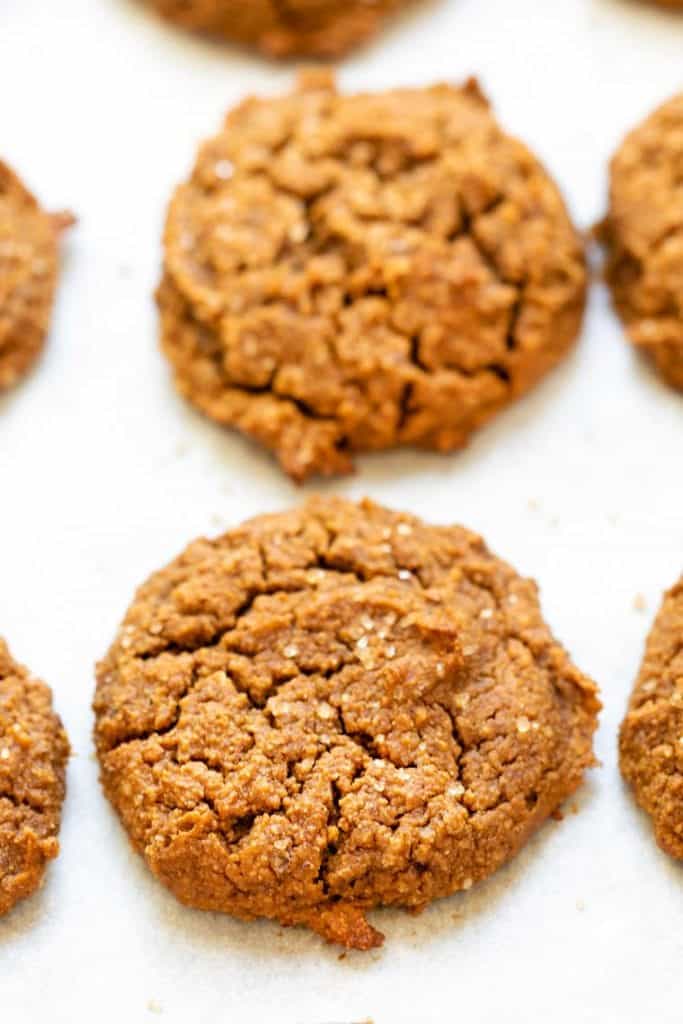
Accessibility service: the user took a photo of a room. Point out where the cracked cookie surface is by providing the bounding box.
[601,94,683,390]
[620,576,683,856]
[0,162,72,392]
[0,639,69,915]
[145,0,409,57]
[158,72,587,481]
[94,496,599,949]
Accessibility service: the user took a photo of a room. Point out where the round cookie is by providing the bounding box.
[620,576,683,856]
[0,162,72,392]
[0,639,69,915]
[146,0,408,57]
[159,72,587,482]
[94,496,599,949]
[601,94,683,390]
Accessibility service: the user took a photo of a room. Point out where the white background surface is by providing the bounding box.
[1,0,682,1020]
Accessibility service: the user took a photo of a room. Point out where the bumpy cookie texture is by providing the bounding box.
[601,94,683,390]
[159,72,587,482]
[0,162,72,391]
[620,577,683,857]
[94,497,599,949]
[146,0,408,57]
[0,640,69,915]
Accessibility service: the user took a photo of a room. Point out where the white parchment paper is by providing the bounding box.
[1,1,682,1020]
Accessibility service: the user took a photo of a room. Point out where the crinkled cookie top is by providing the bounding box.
[0,639,69,915]
[159,73,586,480]
[95,496,599,949]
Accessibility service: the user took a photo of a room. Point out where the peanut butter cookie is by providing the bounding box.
[94,497,599,949]
[0,162,72,392]
[159,73,586,482]
[146,0,409,57]
[620,576,683,856]
[0,640,69,916]
[601,94,683,390]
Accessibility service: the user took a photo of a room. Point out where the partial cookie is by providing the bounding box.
[0,162,72,392]
[94,496,599,949]
[146,0,409,57]
[600,94,683,390]
[620,577,683,856]
[159,73,586,482]
[0,639,69,915]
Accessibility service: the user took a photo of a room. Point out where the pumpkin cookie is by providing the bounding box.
[94,496,599,949]
[158,72,586,482]
[0,162,72,392]
[0,639,69,915]
[620,576,683,856]
[146,0,410,57]
[601,94,683,390]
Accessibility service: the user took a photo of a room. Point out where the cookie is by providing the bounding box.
[146,0,408,57]
[0,162,72,392]
[0,639,69,915]
[94,496,599,949]
[600,94,683,390]
[158,72,587,482]
[620,576,683,856]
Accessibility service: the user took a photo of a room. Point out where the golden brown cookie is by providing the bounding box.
[600,95,683,390]
[0,162,72,392]
[0,639,69,915]
[146,0,409,57]
[158,73,587,482]
[620,576,683,857]
[94,496,599,949]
